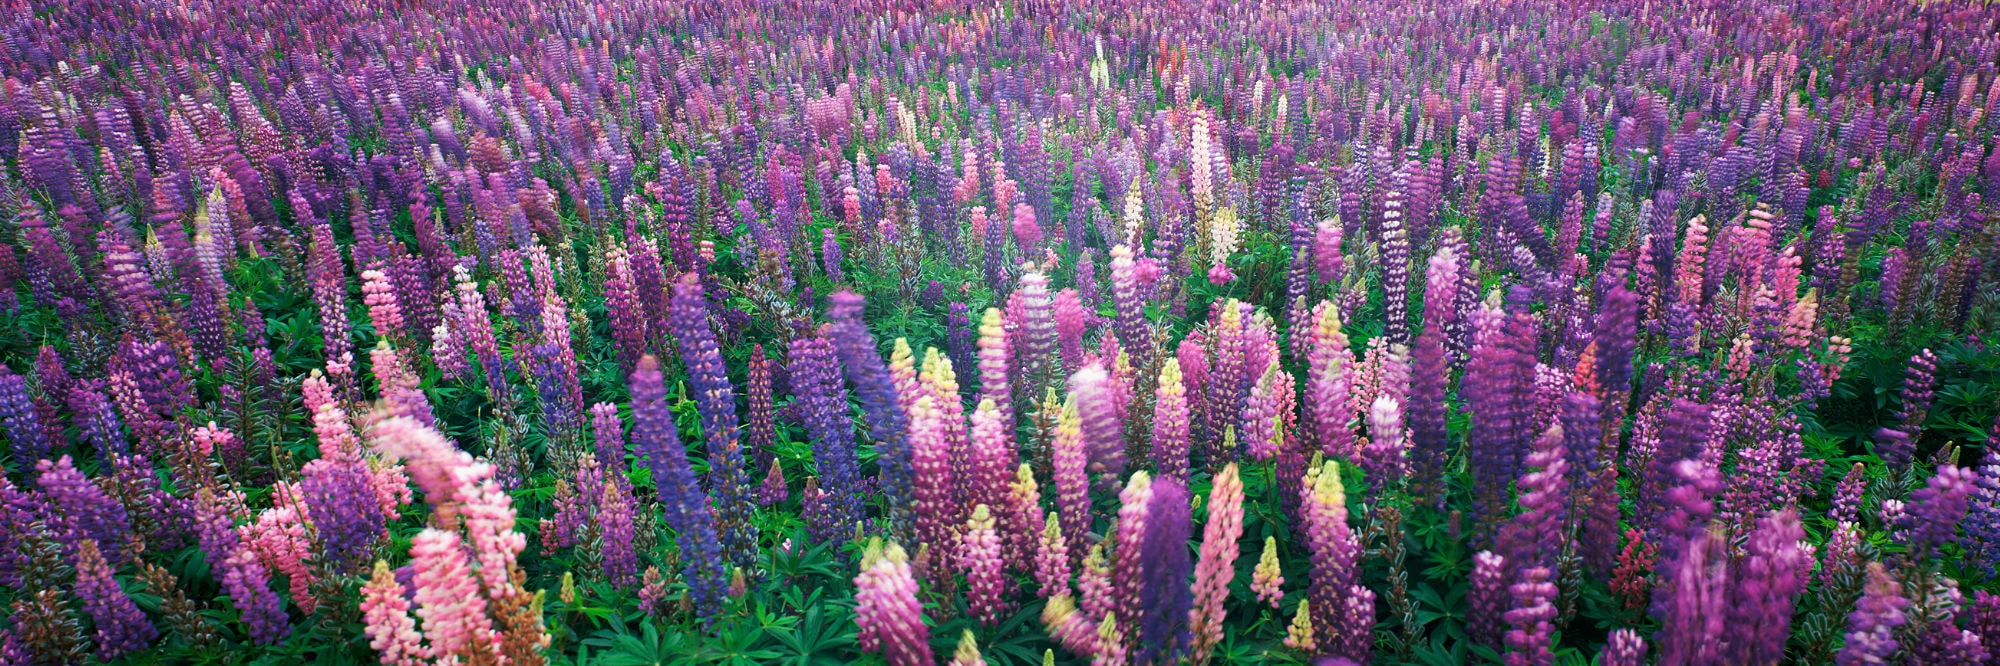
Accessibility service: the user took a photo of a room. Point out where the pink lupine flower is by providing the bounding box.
[854,539,934,666]
[408,528,501,663]
[361,560,425,666]
[1189,463,1246,662]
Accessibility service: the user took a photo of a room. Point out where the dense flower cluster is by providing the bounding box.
[0,0,1996,663]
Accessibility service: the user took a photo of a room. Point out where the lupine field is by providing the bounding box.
[5,0,2000,664]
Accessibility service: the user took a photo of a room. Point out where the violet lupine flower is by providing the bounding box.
[1837,563,1909,666]
[1905,463,1974,555]
[66,382,127,461]
[35,456,131,560]
[1498,424,1568,574]
[1503,567,1556,666]
[787,332,864,547]
[854,539,934,666]
[1467,302,1539,534]
[1072,364,1127,481]
[1136,477,1194,666]
[826,291,912,536]
[72,539,156,660]
[1652,527,1728,666]
[668,274,758,570]
[0,368,52,465]
[1189,463,1245,662]
[1726,509,1811,665]
[746,345,779,474]
[1965,463,2000,575]
[628,355,729,622]
[963,504,1010,626]
[822,228,845,285]
[589,402,625,472]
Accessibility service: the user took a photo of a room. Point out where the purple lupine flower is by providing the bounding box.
[908,395,958,566]
[1725,509,1810,665]
[1109,472,1156,641]
[72,539,157,660]
[1503,567,1556,666]
[1135,477,1193,666]
[825,291,911,536]
[599,478,640,589]
[589,402,625,472]
[821,228,845,285]
[1837,563,1909,666]
[1467,301,1538,535]
[1905,463,1974,555]
[1498,424,1568,573]
[299,457,385,567]
[788,331,864,546]
[1016,269,1061,401]
[854,539,933,666]
[1599,629,1647,666]
[1468,551,1509,649]
[1072,364,1126,481]
[1965,463,2000,576]
[668,274,758,569]
[1108,245,1154,369]
[1652,528,1727,666]
[1153,359,1192,483]
[66,382,127,461]
[602,244,649,372]
[746,345,779,474]
[629,355,729,622]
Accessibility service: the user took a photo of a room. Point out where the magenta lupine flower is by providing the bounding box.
[598,478,640,589]
[1313,218,1344,285]
[854,539,934,666]
[667,274,758,568]
[759,458,788,506]
[1838,563,1909,666]
[1307,302,1356,459]
[1189,463,1245,662]
[1055,288,1089,371]
[361,560,424,666]
[909,395,959,565]
[601,244,648,371]
[73,539,156,660]
[1362,395,1407,490]
[1242,365,1283,462]
[966,397,1018,554]
[1018,268,1061,399]
[361,268,406,342]
[628,356,729,621]
[1013,202,1043,255]
[747,345,779,474]
[963,504,1010,626]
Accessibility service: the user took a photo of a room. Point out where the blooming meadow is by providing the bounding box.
[0,0,1998,664]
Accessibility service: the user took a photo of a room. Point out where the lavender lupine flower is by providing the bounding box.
[855,539,934,666]
[668,274,758,569]
[1965,463,2000,575]
[1136,477,1194,666]
[629,355,728,622]
[598,478,640,589]
[602,245,649,371]
[589,402,625,472]
[789,332,864,546]
[1189,464,1245,663]
[1018,269,1061,400]
[1838,563,1909,666]
[1108,245,1153,369]
[299,456,386,567]
[827,291,913,535]
[1072,364,1127,481]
